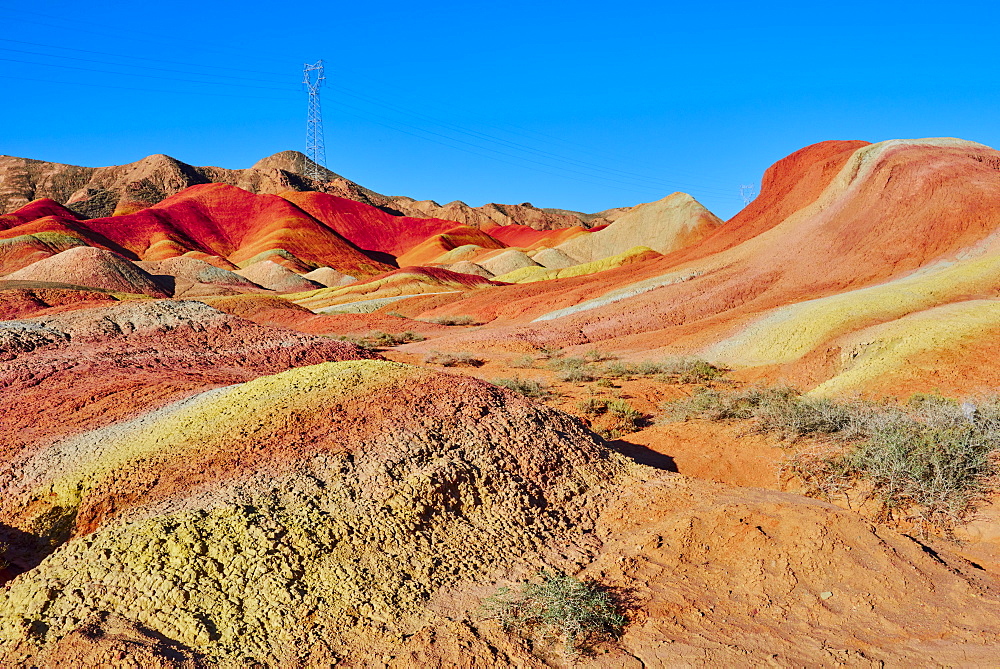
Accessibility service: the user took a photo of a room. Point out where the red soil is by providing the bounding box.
[1,186,394,276]
[0,301,379,463]
[0,287,118,319]
[395,140,1000,364]
[0,198,79,229]
[282,190,504,259]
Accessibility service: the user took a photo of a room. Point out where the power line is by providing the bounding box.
[0,37,290,80]
[0,13,745,202]
[0,73,295,102]
[0,43,294,86]
[0,55,298,92]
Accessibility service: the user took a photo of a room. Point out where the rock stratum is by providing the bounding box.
[4,138,1000,666]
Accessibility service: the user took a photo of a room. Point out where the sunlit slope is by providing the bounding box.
[401,139,1000,396]
[0,356,623,666]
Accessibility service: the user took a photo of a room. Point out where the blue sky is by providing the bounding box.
[1,1,998,218]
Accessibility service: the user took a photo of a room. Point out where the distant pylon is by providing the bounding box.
[303,60,327,180]
[739,183,757,207]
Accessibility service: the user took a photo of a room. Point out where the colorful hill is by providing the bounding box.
[7,138,1000,665]
[4,247,171,297]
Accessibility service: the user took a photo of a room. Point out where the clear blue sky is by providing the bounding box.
[1,1,997,218]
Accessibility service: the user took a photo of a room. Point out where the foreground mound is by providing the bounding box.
[0,359,625,666]
[4,247,171,297]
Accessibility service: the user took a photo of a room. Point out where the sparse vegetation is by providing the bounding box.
[598,357,726,384]
[663,386,1000,528]
[483,570,626,655]
[576,397,608,415]
[536,345,564,360]
[548,357,597,383]
[422,314,479,326]
[583,349,617,363]
[602,399,644,438]
[423,350,484,367]
[493,377,552,399]
[335,330,426,350]
[510,354,537,369]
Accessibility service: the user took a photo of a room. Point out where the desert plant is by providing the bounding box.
[606,399,644,435]
[599,361,633,379]
[666,385,1000,527]
[423,350,484,367]
[576,397,608,415]
[548,357,598,383]
[493,377,552,399]
[483,570,626,655]
[583,349,617,363]
[536,345,564,360]
[423,314,478,326]
[509,354,537,369]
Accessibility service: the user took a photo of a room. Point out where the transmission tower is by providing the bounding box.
[302,60,327,180]
[739,183,758,207]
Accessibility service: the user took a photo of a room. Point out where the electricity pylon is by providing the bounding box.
[303,60,327,180]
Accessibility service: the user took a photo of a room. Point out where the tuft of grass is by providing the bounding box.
[509,354,537,369]
[423,350,484,367]
[598,357,726,384]
[483,570,626,655]
[536,345,564,360]
[493,377,552,399]
[605,399,644,436]
[335,330,426,350]
[548,357,598,383]
[422,314,479,326]
[665,386,1000,528]
[584,349,617,363]
[576,397,608,415]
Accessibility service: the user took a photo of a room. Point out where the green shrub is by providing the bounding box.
[335,330,427,350]
[537,345,564,360]
[584,349,617,363]
[493,377,551,399]
[576,397,608,415]
[423,350,484,367]
[597,358,726,384]
[483,570,626,655]
[509,354,537,369]
[666,386,1000,526]
[604,399,643,436]
[548,357,598,383]
[599,361,632,379]
[423,315,478,326]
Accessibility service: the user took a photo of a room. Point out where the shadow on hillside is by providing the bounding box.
[0,522,58,580]
[605,439,677,472]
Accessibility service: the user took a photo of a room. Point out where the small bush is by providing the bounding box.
[423,315,478,326]
[665,386,1000,527]
[509,354,537,369]
[548,357,598,383]
[537,345,564,360]
[598,358,726,384]
[484,571,626,655]
[606,399,644,435]
[493,377,551,399]
[584,349,617,363]
[336,330,427,350]
[661,385,858,439]
[600,361,633,379]
[577,397,608,415]
[423,350,484,367]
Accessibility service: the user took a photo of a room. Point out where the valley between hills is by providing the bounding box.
[3,137,1000,666]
